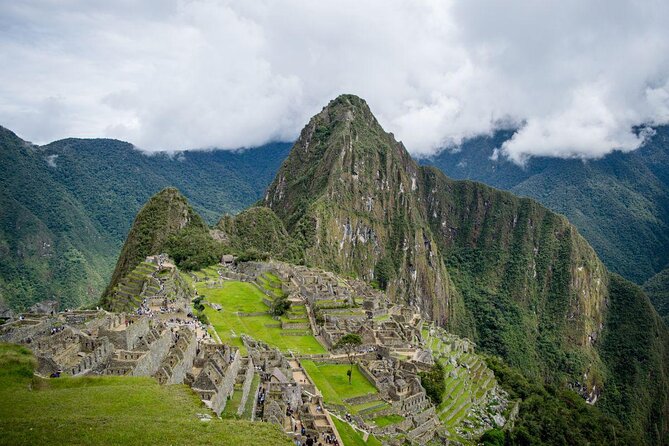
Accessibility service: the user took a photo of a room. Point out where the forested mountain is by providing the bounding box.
[244,95,668,443]
[0,127,115,310]
[423,127,669,284]
[645,268,669,325]
[0,126,290,311]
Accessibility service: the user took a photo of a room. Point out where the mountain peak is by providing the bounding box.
[264,95,416,230]
[101,187,207,307]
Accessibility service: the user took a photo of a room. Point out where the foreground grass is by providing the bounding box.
[332,417,383,446]
[0,344,290,446]
[302,360,377,407]
[199,281,326,355]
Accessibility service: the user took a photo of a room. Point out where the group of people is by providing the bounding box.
[49,326,65,335]
[135,299,153,317]
[294,432,339,446]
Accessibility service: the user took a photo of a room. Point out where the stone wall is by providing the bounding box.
[131,328,172,376]
[68,337,114,376]
[237,358,256,417]
[211,350,242,416]
[99,317,150,350]
[157,328,198,385]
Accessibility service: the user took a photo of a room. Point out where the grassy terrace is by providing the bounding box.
[332,417,383,446]
[198,280,326,355]
[422,328,497,437]
[0,344,290,446]
[301,361,382,413]
[372,414,404,428]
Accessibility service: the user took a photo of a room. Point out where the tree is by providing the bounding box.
[419,360,445,405]
[334,333,362,384]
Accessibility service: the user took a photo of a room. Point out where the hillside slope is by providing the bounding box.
[264,95,463,327]
[100,188,220,309]
[0,127,116,310]
[0,343,290,445]
[645,268,669,325]
[423,127,669,284]
[261,94,669,444]
[0,126,289,311]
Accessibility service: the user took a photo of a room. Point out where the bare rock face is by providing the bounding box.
[29,300,59,314]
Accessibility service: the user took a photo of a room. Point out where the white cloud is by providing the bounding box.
[0,0,668,161]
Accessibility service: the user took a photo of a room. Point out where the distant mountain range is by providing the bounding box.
[422,127,669,284]
[0,125,289,310]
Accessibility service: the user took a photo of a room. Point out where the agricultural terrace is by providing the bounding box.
[301,360,391,416]
[195,276,326,355]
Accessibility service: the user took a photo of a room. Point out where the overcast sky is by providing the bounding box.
[1,1,668,162]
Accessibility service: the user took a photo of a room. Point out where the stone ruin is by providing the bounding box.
[0,256,514,445]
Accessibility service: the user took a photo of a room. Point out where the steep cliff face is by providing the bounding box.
[264,95,461,326]
[421,168,608,390]
[261,95,669,442]
[101,187,209,308]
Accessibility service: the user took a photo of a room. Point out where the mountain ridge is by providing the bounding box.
[422,126,669,283]
[255,94,669,443]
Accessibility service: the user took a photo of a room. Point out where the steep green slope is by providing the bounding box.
[644,268,669,326]
[0,343,291,445]
[215,206,302,263]
[101,188,220,309]
[41,138,290,237]
[0,127,116,311]
[264,94,463,327]
[422,170,608,390]
[424,127,669,284]
[598,275,669,444]
[0,125,289,311]
[261,94,669,444]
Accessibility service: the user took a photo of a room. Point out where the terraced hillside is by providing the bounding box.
[423,325,510,443]
[190,266,326,355]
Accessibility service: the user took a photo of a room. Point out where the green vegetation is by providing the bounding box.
[485,354,636,446]
[0,127,115,311]
[164,225,224,271]
[423,126,669,284]
[198,280,325,355]
[372,414,404,427]
[101,187,221,308]
[418,360,446,405]
[644,267,669,325]
[0,124,290,311]
[301,360,377,409]
[597,274,669,445]
[332,417,382,446]
[333,333,363,384]
[270,294,291,317]
[260,94,669,441]
[216,206,303,263]
[0,343,291,445]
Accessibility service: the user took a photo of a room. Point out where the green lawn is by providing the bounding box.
[221,386,244,418]
[198,281,326,355]
[302,361,377,408]
[241,373,260,420]
[332,417,383,446]
[0,343,290,446]
[372,414,404,427]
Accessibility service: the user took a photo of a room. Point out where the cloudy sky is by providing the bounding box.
[1,0,668,162]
